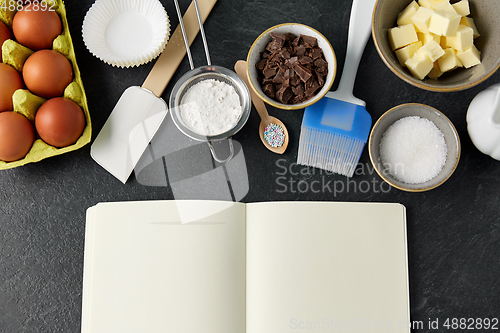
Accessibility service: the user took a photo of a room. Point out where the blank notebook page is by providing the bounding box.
[246,201,410,333]
[82,200,246,333]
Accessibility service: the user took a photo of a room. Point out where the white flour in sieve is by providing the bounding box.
[180,79,243,136]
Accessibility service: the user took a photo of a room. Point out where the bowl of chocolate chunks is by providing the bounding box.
[372,0,500,92]
[246,23,337,110]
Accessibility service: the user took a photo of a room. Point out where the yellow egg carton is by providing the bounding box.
[0,0,91,170]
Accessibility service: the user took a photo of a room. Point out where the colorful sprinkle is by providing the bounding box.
[264,123,285,147]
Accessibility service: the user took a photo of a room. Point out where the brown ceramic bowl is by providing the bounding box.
[372,0,500,92]
[369,103,461,192]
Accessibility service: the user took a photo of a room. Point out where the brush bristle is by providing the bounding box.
[297,126,366,177]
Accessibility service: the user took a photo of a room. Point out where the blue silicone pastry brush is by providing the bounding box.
[297,0,376,177]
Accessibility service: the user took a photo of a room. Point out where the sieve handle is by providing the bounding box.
[173,0,212,70]
[141,0,217,97]
[193,0,211,66]
[208,139,234,164]
[173,0,195,70]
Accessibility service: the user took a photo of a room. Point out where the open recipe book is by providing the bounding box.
[82,200,410,333]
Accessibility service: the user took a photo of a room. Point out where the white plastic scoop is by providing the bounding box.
[467,83,500,160]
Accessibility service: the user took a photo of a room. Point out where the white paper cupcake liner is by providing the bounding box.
[82,0,170,68]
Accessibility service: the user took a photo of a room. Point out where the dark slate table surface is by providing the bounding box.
[1,0,499,332]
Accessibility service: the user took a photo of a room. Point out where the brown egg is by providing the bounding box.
[0,111,35,162]
[0,63,24,112]
[35,97,85,148]
[0,21,13,62]
[23,50,73,99]
[12,3,62,51]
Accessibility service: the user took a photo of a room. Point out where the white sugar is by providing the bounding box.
[379,116,447,184]
[180,79,243,136]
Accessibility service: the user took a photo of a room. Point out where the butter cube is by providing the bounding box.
[453,0,470,16]
[433,1,458,15]
[418,32,441,44]
[428,10,461,36]
[456,44,481,68]
[457,56,464,67]
[418,39,445,61]
[398,1,420,25]
[428,61,444,79]
[438,48,462,72]
[460,17,480,38]
[405,50,434,79]
[395,41,423,66]
[388,24,419,50]
[411,7,435,33]
[418,0,447,9]
[440,36,448,48]
[418,0,433,8]
[446,25,473,51]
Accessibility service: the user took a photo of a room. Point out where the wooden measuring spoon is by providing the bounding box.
[234,60,289,154]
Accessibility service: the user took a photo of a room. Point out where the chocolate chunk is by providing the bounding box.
[293,64,313,82]
[287,68,299,85]
[284,69,291,80]
[283,78,290,88]
[276,86,294,104]
[292,84,304,98]
[290,75,301,87]
[314,58,328,71]
[267,53,281,66]
[292,95,304,104]
[262,67,277,78]
[279,49,291,59]
[277,63,287,73]
[285,56,299,68]
[300,34,318,47]
[270,32,286,44]
[295,44,307,57]
[310,48,323,60]
[272,70,284,84]
[298,56,313,65]
[305,77,320,97]
[261,78,273,85]
[285,32,296,42]
[282,70,292,88]
[266,32,286,52]
[266,41,281,53]
[256,58,267,71]
[316,73,325,87]
[263,83,275,99]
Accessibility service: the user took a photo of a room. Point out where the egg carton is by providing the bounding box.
[0,0,91,170]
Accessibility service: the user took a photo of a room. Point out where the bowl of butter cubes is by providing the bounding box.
[372,0,500,92]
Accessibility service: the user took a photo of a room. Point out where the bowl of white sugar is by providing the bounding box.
[368,103,461,192]
[169,65,251,163]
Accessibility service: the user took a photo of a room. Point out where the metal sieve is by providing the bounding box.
[169,0,250,163]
